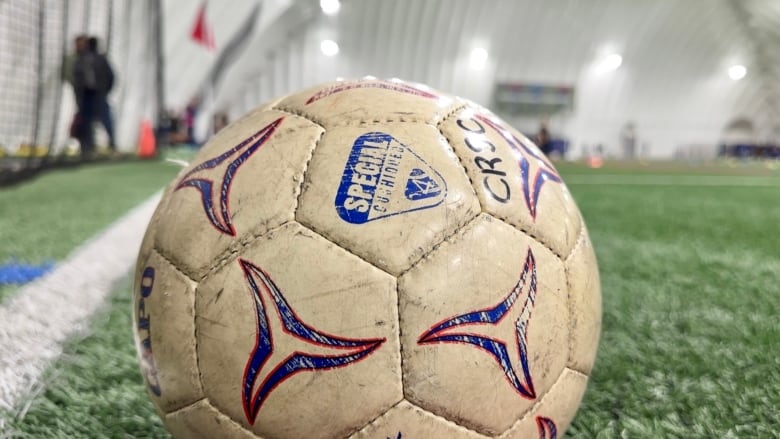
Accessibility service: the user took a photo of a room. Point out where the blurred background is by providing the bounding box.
[1,0,779,183]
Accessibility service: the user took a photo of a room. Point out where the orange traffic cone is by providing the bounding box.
[138,119,157,158]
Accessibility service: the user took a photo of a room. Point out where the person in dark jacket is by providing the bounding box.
[71,35,98,155]
[88,36,116,151]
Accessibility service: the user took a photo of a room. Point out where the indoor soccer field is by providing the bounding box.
[3,0,780,437]
[0,159,777,438]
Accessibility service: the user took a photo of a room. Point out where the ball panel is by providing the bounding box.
[349,401,489,439]
[274,79,459,127]
[565,228,602,374]
[296,122,480,275]
[154,110,324,278]
[164,399,259,439]
[132,250,202,414]
[498,368,589,439]
[399,214,569,435]
[195,222,401,439]
[439,106,582,258]
[134,189,169,279]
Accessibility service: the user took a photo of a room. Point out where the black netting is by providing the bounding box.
[0,1,40,165]
[0,0,162,184]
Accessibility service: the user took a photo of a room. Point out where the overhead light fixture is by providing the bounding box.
[470,48,488,70]
[320,39,339,57]
[597,53,623,72]
[728,65,746,80]
[320,0,340,16]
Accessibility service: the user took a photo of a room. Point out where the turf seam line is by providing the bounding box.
[0,193,162,427]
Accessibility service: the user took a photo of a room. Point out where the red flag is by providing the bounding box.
[190,3,215,50]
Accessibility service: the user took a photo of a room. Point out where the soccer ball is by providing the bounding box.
[133,79,601,439]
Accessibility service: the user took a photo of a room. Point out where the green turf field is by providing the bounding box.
[2,160,779,438]
[0,160,183,302]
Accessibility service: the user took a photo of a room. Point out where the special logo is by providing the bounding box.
[335,132,447,224]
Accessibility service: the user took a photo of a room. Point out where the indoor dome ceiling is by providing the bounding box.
[164,0,780,157]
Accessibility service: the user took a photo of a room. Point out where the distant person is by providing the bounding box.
[88,36,116,152]
[536,121,551,155]
[213,111,229,134]
[184,98,200,146]
[70,35,98,156]
[621,122,637,160]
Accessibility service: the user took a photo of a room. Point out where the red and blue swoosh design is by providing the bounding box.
[536,416,558,439]
[239,259,385,424]
[418,248,540,399]
[175,117,283,236]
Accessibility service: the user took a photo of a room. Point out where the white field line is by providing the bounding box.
[0,194,161,429]
[563,174,780,187]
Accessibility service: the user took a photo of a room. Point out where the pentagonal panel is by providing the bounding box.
[155,110,323,279]
[196,222,401,439]
[132,250,202,415]
[440,106,582,258]
[297,123,480,275]
[274,79,458,128]
[165,399,258,439]
[399,214,568,435]
[566,228,602,374]
[349,401,488,439]
[499,368,589,439]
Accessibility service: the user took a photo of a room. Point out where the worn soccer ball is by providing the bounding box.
[133,79,601,439]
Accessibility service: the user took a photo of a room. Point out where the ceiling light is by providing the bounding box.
[320,39,339,57]
[599,53,623,72]
[320,0,340,15]
[470,48,488,70]
[728,65,746,80]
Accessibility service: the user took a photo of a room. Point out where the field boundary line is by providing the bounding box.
[0,193,161,430]
[563,174,780,187]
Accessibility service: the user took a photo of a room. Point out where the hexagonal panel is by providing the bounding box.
[196,222,401,439]
[274,79,459,128]
[499,368,589,439]
[155,110,323,278]
[566,227,602,374]
[165,399,258,439]
[399,214,568,435]
[297,123,480,275]
[349,401,488,439]
[439,106,582,258]
[132,250,202,414]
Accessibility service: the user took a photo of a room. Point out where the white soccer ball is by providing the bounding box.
[133,79,601,439]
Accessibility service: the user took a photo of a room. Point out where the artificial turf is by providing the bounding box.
[3,162,780,438]
[0,159,183,301]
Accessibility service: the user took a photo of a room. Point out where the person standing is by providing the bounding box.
[71,35,98,156]
[620,121,637,160]
[88,36,116,152]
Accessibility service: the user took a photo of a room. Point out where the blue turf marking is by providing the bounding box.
[0,260,55,285]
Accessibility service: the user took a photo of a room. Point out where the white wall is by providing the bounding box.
[174,0,778,158]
